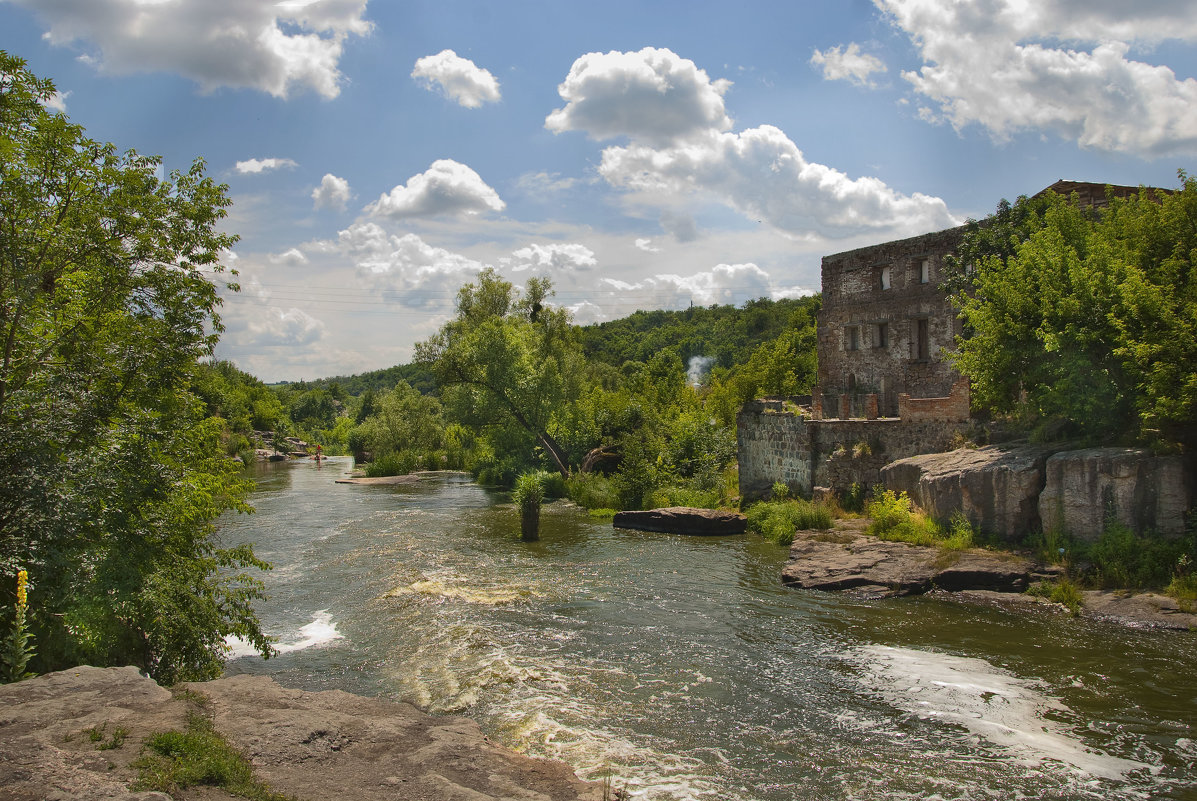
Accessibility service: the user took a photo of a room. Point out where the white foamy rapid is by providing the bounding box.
[848,645,1150,781]
[224,610,343,659]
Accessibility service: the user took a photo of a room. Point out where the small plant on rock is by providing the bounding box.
[1,569,36,684]
[513,471,549,541]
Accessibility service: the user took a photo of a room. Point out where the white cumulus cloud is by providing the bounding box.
[247,307,326,346]
[366,159,505,219]
[341,223,485,308]
[810,42,887,87]
[312,173,352,211]
[601,126,957,238]
[549,47,956,239]
[269,247,308,266]
[40,89,71,113]
[878,0,1197,156]
[634,238,661,253]
[601,263,775,310]
[506,243,597,273]
[10,0,371,99]
[546,47,733,146]
[236,157,298,174]
[411,49,501,108]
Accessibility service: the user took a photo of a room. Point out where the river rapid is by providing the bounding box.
[220,458,1197,800]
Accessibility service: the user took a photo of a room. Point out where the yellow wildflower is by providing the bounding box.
[16,570,27,609]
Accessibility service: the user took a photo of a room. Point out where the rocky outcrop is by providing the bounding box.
[613,507,747,536]
[781,520,1056,598]
[1038,448,1192,539]
[0,666,603,801]
[881,445,1059,540]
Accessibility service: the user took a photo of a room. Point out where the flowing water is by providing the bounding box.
[220,458,1197,800]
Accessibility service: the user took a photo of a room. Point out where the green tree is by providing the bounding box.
[415,268,584,476]
[951,177,1197,449]
[0,53,272,681]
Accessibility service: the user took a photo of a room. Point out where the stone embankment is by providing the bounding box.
[0,666,603,801]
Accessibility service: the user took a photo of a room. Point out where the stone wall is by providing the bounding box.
[898,378,971,423]
[737,402,969,501]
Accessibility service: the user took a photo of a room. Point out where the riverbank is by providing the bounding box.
[0,665,605,801]
[781,519,1197,630]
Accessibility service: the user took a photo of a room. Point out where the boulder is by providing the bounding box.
[781,521,1051,598]
[613,507,747,536]
[0,666,603,801]
[1038,448,1192,539]
[882,445,1059,540]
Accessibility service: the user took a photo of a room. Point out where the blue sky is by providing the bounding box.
[4,0,1195,381]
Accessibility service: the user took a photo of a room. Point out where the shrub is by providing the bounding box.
[839,482,866,514]
[1084,524,1187,590]
[365,451,419,478]
[943,511,976,551]
[746,499,832,546]
[865,489,942,546]
[512,471,549,541]
[566,473,619,510]
[650,485,721,510]
[771,482,790,501]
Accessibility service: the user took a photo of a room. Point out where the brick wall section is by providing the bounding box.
[897,378,971,423]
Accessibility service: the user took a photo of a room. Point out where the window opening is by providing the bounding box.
[847,326,860,351]
[876,322,889,348]
[916,318,929,360]
[920,259,930,284]
[880,266,892,290]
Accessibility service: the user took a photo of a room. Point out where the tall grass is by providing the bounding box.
[745,499,833,546]
[865,490,976,551]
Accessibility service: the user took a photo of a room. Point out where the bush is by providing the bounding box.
[1084,524,1192,590]
[365,451,418,478]
[512,471,549,541]
[865,489,943,546]
[771,482,790,501]
[943,511,976,551]
[839,482,866,514]
[566,473,619,510]
[650,485,721,510]
[746,499,832,546]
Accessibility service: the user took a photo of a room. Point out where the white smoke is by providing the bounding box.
[687,355,716,387]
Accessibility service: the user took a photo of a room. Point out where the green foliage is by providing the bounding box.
[865,490,945,547]
[84,722,129,750]
[839,483,866,514]
[134,711,295,801]
[943,511,976,551]
[566,473,620,510]
[771,482,790,501]
[364,451,419,478]
[416,269,582,476]
[1083,524,1194,590]
[0,54,272,681]
[745,499,833,546]
[512,471,549,541]
[950,178,1197,450]
[1027,579,1084,615]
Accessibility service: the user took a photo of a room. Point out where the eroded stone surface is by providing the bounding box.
[0,667,603,801]
[882,445,1059,541]
[781,520,1049,598]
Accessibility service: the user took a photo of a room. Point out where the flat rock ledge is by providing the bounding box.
[613,507,747,536]
[0,666,603,801]
[781,519,1056,599]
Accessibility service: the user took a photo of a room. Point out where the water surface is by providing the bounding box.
[220,459,1197,800]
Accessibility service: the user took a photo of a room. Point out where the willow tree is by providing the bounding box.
[0,53,272,682]
[415,269,583,476]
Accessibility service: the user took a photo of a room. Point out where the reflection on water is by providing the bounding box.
[219,459,1197,800]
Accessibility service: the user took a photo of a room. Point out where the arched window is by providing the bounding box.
[880,266,891,290]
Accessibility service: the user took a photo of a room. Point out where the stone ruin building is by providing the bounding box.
[737,180,1192,539]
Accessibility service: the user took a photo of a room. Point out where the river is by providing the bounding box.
[219,458,1196,800]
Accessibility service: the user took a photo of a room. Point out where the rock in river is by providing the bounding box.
[613,506,747,536]
[781,520,1055,598]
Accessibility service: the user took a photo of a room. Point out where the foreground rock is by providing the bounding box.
[0,666,603,801]
[781,520,1056,598]
[613,507,747,536]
